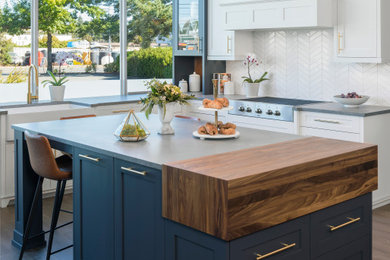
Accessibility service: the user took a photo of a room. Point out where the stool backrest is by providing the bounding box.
[24,131,60,179]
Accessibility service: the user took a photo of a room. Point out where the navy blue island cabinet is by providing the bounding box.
[166,193,373,260]
[73,148,164,260]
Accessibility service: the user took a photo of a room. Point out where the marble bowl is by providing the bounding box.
[334,95,369,107]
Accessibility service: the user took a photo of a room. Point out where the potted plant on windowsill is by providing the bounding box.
[42,71,68,101]
[242,55,270,97]
[140,79,194,135]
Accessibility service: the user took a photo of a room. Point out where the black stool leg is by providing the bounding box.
[19,176,44,260]
[46,180,67,260]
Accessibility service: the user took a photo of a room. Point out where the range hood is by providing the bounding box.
[220,0,334,31]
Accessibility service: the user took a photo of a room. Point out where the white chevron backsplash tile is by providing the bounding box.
[226,29,390,106]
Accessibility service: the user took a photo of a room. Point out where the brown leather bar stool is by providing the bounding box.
[19,131,73,260]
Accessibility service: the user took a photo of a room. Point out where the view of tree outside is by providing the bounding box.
[0,0,173,103]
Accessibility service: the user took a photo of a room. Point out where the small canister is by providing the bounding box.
[189,72,201,92]
[224,81,235,95]
[178,79,188,93]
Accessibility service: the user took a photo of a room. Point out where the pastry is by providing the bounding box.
[219,128,236,135]
[205,123,218,135]
[220,122,236,129]
[198,126,207,135]
[216,97,229,107]
[202,99,211,107]
[206,100,223,109]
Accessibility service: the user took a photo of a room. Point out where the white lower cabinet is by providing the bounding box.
[299,111,390,209]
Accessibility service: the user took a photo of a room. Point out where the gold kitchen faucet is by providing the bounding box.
[27,64,39,104]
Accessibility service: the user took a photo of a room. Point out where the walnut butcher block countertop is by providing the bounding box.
[162,137,378,241]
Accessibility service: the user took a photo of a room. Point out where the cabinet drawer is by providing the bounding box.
[300,127,361,142]
[300,112,361,134]
[230,216,310,260]
[311,194,372,258]
[316,235,371,260]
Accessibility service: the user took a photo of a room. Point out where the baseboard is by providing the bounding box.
[0,187,73,208]
[373,195,390,209]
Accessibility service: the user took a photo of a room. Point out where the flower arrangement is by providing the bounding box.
[140,79,195,119]
[242,55,270,84]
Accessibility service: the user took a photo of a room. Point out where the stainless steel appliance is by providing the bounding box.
[229,97,321,122]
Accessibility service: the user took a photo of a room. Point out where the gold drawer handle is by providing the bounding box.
[79,154,100,162]
[328,217,360,232]
[314,119,341,124]
[338,32,344,53]
[256,243,296,260]
[112,110,130,114]
[121,166,147,176]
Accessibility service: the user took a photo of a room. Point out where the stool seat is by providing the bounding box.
[55,155,72,180]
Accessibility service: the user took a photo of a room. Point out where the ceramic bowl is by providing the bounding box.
[334,95,369,107]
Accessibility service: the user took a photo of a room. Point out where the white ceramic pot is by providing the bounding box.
[244,82,260,97]
[49,85,66,101]
[158,102,177,135]
[189,72,201,92]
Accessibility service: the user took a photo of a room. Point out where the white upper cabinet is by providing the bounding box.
[208,0,253,60]
[335,0,390,63]
[220,0,334,31]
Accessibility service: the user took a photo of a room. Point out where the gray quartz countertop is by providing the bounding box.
[12,114,303,170]
[296,102,390,117]
[0,93,245,114]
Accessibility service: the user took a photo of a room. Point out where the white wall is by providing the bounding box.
[227,29,390,106]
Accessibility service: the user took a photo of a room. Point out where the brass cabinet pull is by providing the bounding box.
[227,35,232,54]
[256,243,296,260]
[79,154,100,162]
[121,166,147,176]
[112,110,130,114]
[338,32,344,54]
[328,217,361,232]
[314,119,341,124]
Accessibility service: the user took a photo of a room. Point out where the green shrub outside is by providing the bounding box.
[105,47,172,78]
[0,34,14,65]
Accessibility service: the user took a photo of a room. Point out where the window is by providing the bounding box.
[0,0,173,103]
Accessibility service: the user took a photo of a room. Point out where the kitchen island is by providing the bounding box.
[11,114,377,260]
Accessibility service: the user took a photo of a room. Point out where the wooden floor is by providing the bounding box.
[0,195,389,260]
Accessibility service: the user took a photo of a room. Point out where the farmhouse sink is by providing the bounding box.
[4,103,93,141]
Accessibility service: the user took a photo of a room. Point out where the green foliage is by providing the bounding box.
[42,70,68,87]
[104,61,119,73]
[242,72,270,84]
[0,68,27,83]
[128,0,172,48]
[140,79,194,119]
[85,63,97,73]
[39,35,68,48]
[0,34,13,65]
[128,47,172,78]
[107,47,172,78]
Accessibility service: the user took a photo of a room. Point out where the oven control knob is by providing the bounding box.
[266,110,273,115]
[255,108,262,114]
[239,106,245,112]
[275,110,281,116]
[246,107,252,112]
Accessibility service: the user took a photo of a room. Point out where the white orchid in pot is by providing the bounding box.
[242,55,270,97]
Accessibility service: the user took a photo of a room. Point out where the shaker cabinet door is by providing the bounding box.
[73,148,115,260]
[336,0,377,58]
[114,159,164,260]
